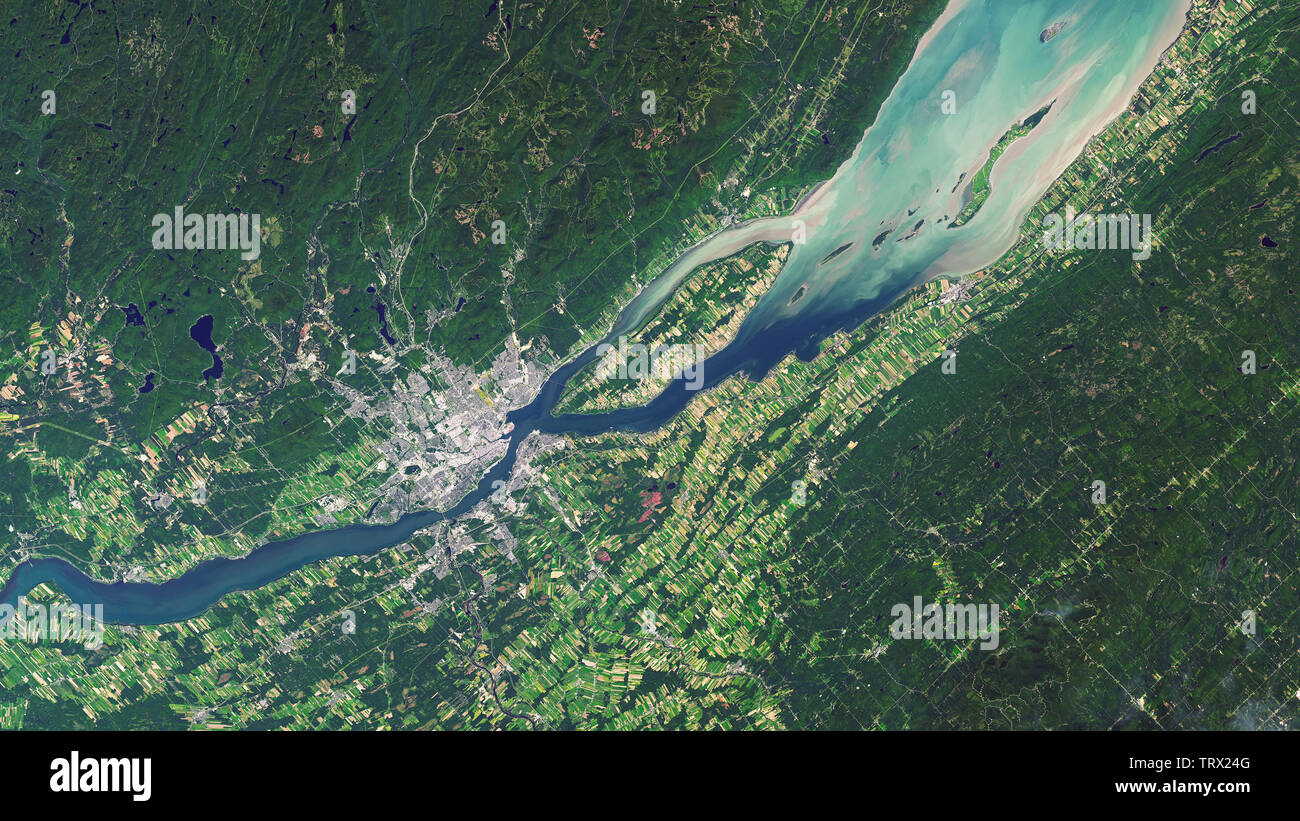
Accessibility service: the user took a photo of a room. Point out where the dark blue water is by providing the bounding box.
[0,281,897,625]
[0,0,1189,624]
[189,314,224,380]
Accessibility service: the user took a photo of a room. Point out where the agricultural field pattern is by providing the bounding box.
[1,0,1299,732]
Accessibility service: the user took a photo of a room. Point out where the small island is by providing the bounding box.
[1040,21,1067,43]
[949,101,1054,229]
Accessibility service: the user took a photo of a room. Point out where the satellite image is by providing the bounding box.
[0,0,1297,771]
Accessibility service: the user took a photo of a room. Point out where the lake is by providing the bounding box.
[0,0,1190,625]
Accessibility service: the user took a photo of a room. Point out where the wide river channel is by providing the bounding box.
[0,0,1191,624]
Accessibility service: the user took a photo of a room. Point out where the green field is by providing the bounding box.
[2,0,1298,731]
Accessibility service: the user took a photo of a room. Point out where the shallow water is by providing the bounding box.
[0,0,1190,624]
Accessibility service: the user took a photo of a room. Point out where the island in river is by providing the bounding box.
[950,102,1055,229]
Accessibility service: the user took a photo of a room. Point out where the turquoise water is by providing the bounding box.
[619,0,1188,350]
[0,0,1190,625]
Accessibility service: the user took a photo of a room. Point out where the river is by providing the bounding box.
[0,0,1191,625]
